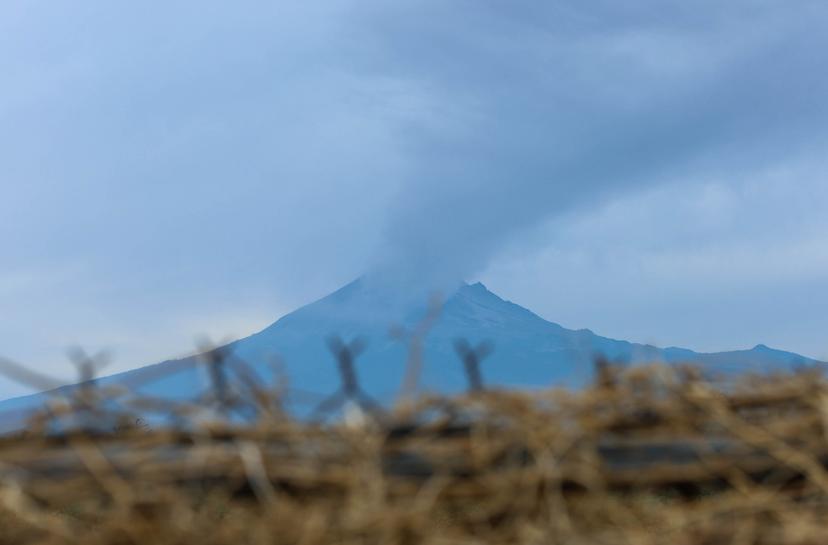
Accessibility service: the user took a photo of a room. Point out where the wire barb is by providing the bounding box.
[311,335,383,423]
[453,338,494,393]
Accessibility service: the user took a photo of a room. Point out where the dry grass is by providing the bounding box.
[2,363,828,544]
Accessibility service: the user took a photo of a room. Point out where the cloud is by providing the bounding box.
[481,158,828,359]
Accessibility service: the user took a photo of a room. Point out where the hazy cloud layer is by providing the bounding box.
[363,0,828,282]
[2,1,828,397]
[482,157,828,360]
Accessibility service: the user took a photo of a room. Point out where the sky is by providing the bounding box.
[2,1,828,398]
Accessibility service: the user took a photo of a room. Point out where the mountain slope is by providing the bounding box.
[0,279,821,426]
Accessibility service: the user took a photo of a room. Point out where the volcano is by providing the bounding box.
[0,278,820,427]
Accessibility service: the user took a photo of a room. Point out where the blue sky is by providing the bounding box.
[2,1,828,398]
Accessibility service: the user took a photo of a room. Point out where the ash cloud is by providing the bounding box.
[356,0,828,285]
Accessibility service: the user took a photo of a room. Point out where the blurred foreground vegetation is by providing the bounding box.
[2,363,828,544]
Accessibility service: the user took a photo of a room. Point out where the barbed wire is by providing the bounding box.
[0,327,511,432]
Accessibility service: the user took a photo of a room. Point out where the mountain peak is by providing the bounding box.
[0,277,821,429]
